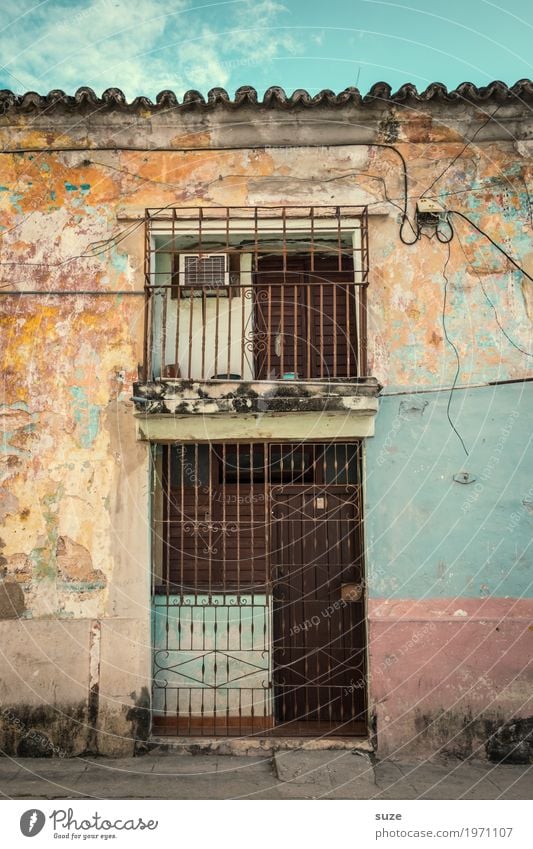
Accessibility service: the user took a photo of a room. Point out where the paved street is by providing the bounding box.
[0,749,531,800]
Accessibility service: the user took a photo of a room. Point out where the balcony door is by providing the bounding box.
[253,254,358,380]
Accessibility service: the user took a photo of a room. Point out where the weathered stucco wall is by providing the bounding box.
[0,144,153,754]
[0,93,531,756]
[366,383,532,758]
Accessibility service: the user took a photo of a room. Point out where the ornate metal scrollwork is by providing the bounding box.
[182,519,238,555]
[244,329,268,354]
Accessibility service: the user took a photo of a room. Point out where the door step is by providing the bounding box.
[147,736,373,757]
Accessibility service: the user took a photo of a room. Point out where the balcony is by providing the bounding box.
[133,206,380,441]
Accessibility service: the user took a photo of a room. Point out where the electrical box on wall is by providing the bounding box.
[416,198,445,227]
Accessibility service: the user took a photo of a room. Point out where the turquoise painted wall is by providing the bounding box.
[365,382,532,599]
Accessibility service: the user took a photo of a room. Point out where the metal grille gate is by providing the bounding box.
[152,443,366,737]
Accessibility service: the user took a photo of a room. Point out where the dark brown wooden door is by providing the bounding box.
[271,485,366,732]
[254,254,357,379]
[254,257,307,379]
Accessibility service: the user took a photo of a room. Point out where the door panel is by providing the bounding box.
[254,254,357,379]
[271,486,366,727]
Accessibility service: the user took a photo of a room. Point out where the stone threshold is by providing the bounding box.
[147,736,374,757]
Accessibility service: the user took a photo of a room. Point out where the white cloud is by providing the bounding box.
[0,0,300,97]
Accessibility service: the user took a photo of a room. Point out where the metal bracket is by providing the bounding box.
[453,471,477,485]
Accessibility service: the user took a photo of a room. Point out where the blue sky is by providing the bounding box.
[0,0,532,98]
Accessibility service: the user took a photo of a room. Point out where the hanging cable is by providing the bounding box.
[436,212,454,243]
[441,241,469,457]
[0,140,419,248]
[450,210,533,283]
[420,105,503,200]
[454,224,533,358]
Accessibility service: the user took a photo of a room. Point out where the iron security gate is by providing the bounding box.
[152,442,366,736]
[271,485,366,735]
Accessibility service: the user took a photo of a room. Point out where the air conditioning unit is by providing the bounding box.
[178,253,229,296]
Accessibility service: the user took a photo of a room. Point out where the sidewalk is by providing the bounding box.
[0,750,531,800]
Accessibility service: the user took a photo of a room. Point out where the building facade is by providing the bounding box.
[0,81,531,759]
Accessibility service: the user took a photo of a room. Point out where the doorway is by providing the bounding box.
[152,442,367,736]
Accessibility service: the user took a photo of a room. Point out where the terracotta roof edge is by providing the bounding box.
[1,80,532,114]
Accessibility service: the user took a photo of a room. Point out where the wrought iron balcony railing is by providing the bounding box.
[142,205,369,383]
[143,276,367,382]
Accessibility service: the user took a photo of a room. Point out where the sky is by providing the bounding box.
[0,0,532,99]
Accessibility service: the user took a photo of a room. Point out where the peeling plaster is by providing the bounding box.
[69,387,100,449]
[56,536,106,586]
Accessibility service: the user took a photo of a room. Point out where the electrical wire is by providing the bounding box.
[2,162,524,236]
[0,172,415,273]
[101,156,418,244]
[4,102,532,257]
[0,215,144,271]
[441,240,469,457]
[3,137,530,262]
[88,143,418,244]
[450,209,533,284]
[420,105,503,199]
[419,179,533,229]
[380,375,533,396]
[0,139,418,245]
[0,171,408,271]
[2,138,530,280]
[90,159,413,225]
[454,224,533,358]
[435,212,454,243]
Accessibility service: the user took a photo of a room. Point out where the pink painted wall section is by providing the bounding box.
[368,598,533,758]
